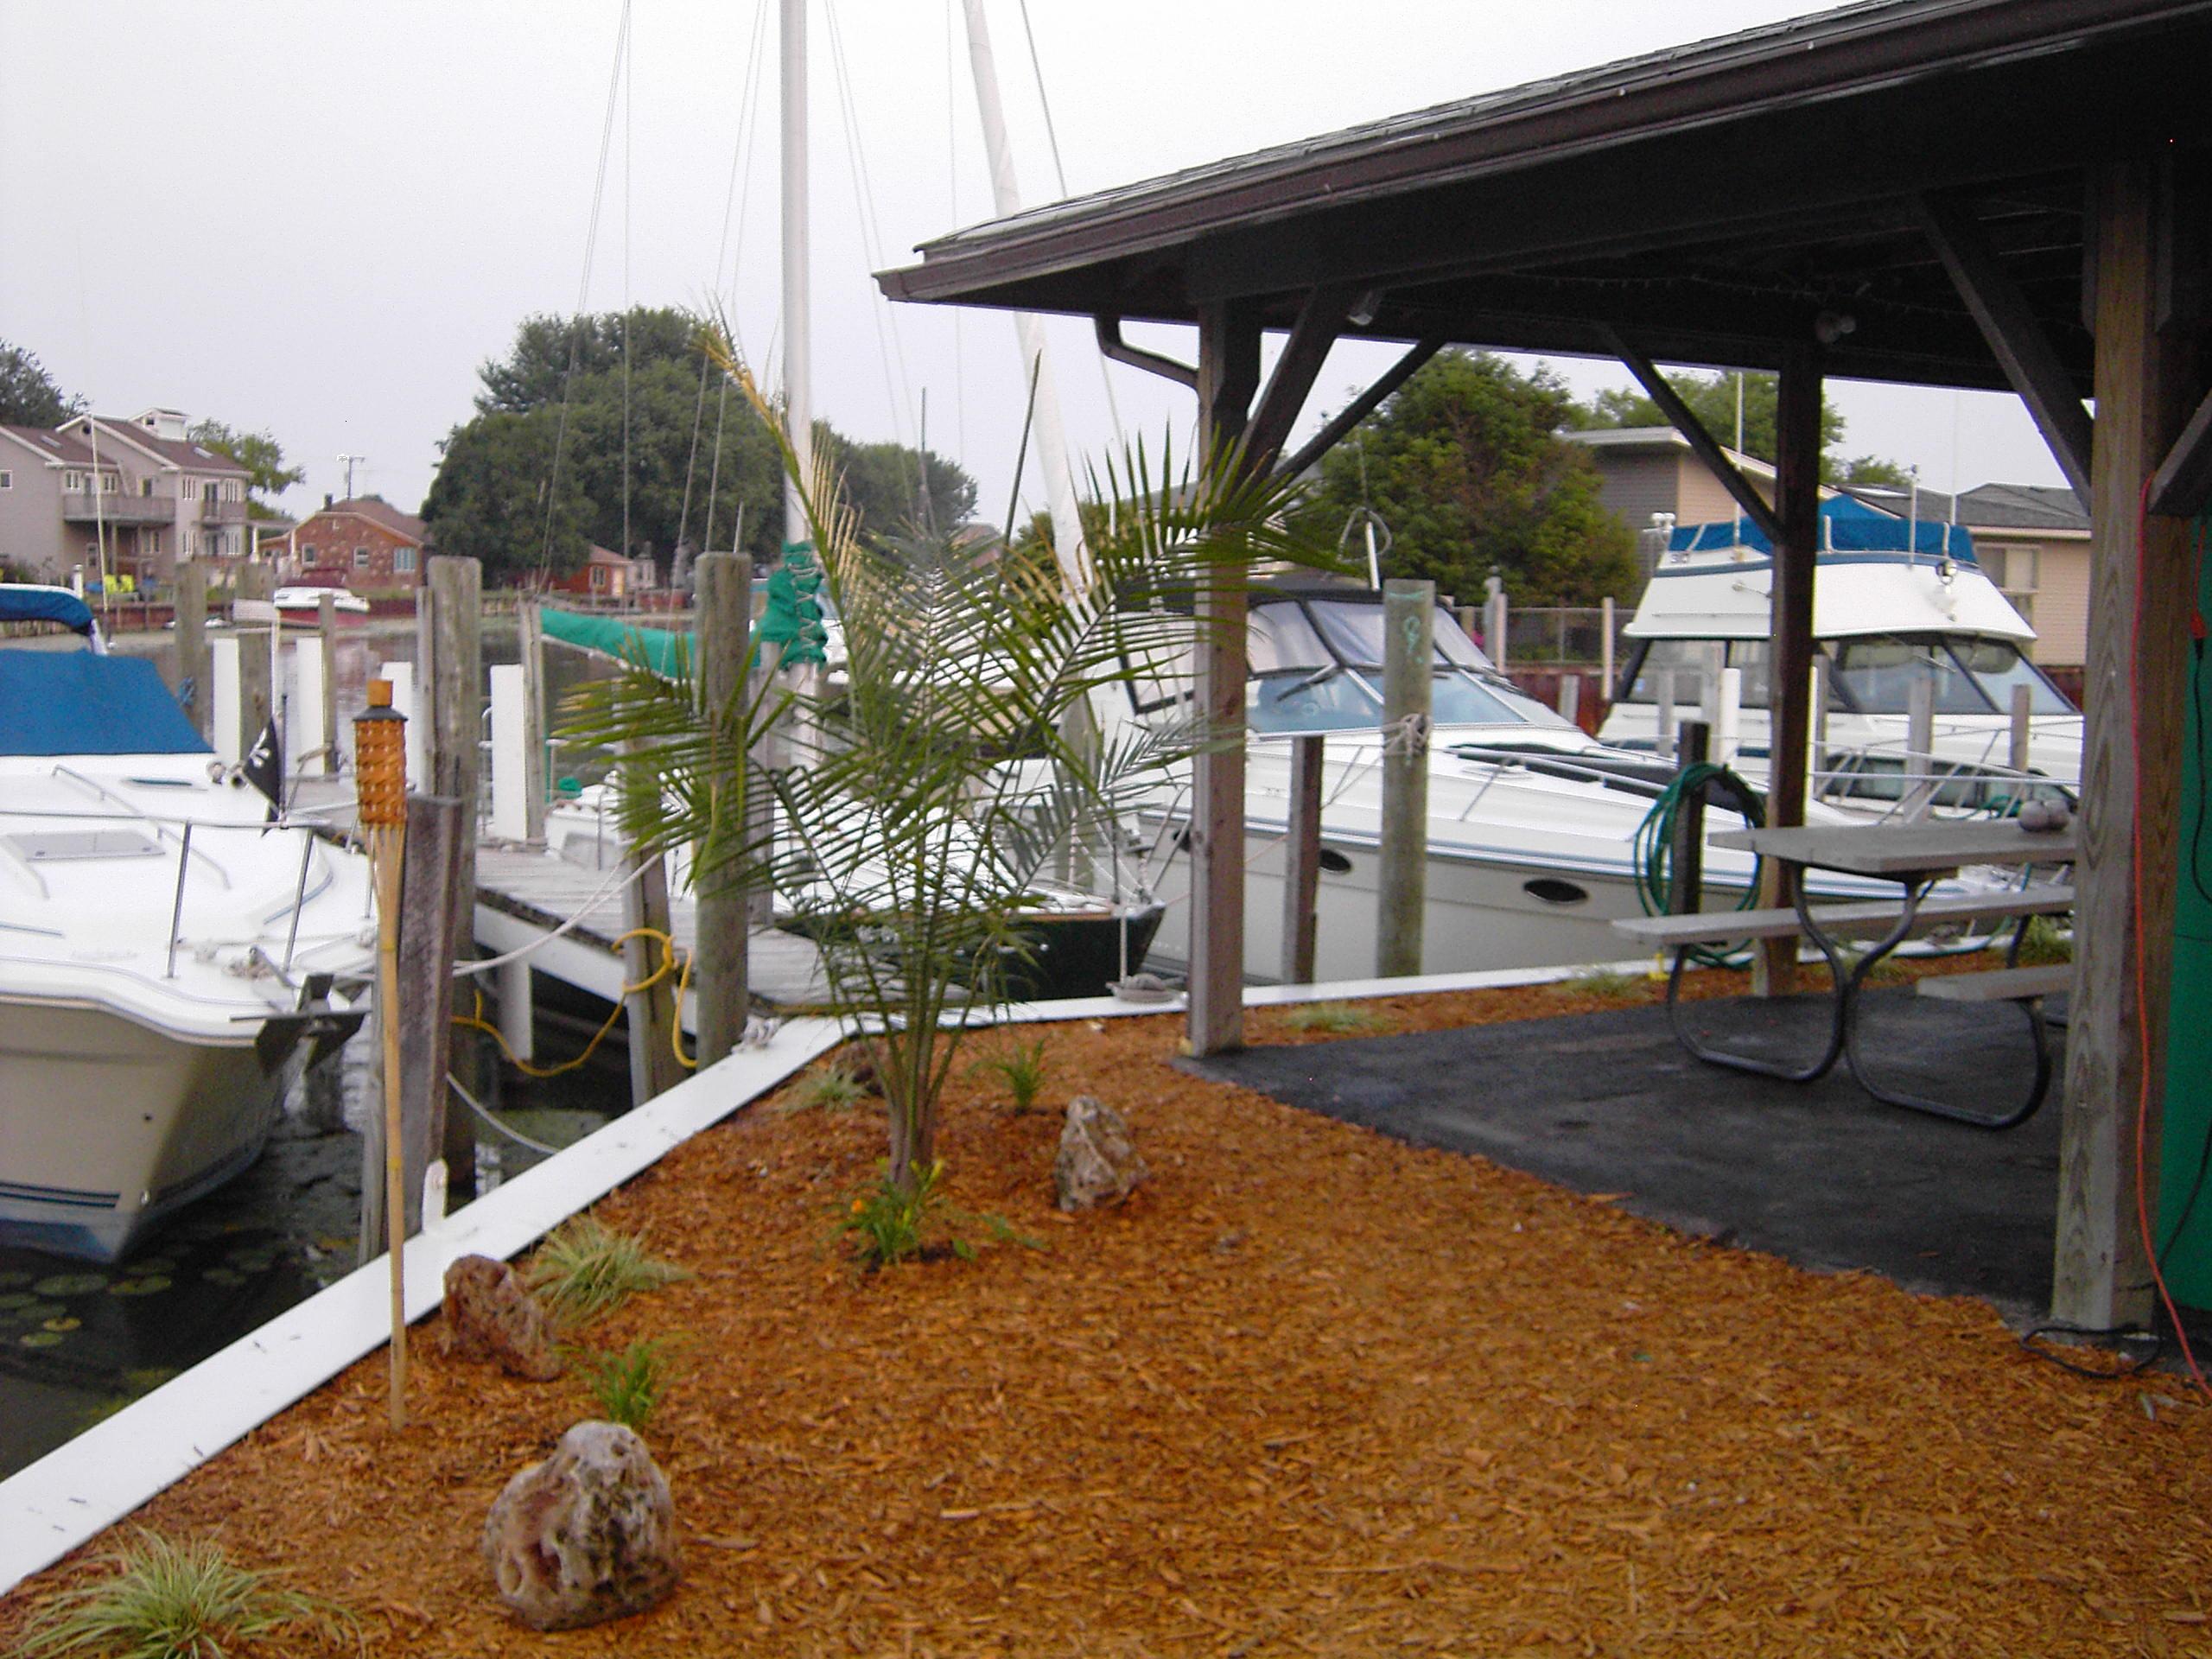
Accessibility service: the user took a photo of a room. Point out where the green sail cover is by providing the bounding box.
[538,607,695,679]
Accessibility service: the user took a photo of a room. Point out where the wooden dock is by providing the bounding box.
[473,845,833,1016]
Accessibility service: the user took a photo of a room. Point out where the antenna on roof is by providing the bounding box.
[337,454,366,500]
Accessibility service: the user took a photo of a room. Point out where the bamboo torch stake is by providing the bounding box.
[354,679,410,1431]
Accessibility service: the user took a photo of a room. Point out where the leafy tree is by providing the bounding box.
[0,341,82,427]
[185,421,306,518]
[1568,370,1907,486]
[1295,351,1637,605]
[425,307,974,585]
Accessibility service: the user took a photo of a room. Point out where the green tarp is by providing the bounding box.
[538,608,695,679]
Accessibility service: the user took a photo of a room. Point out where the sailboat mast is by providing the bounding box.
[961,0,1089,593]
[781,0,812,544]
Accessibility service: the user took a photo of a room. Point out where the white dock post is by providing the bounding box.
[1715,665,1743,763]
[496,955,535,1066]
[211,636,243,766]
[2009,682,2033,776]
[1656,665,1677,761]
[1599,594,1616,697]
[296,637,329,777]
[488,663,530,842]
[1904,672,1938,820]
[384,661,428,789]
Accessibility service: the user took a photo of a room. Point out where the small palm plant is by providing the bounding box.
[568,318,1330,1204]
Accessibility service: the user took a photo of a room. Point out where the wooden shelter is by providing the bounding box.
[880,0,2212,1328]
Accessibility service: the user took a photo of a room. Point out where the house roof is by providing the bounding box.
[62,416,251,475]
[0,425,101,467]
[1844,480,2090,533]
[877,0,2212,394]
[311,496,429,545]
[1561,425,1777,479]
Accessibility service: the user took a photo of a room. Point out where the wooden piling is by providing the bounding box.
[1668,720,1712,917]
[318,593,340,773]
[694,552,752,1066]
[1378,578,1433,978]
[420,557,481,1199]
[396,794,465,1232]
[518,600,549,843]
[620,742,685,1105]
[1281,734,1325,985]
[175,562,209,738]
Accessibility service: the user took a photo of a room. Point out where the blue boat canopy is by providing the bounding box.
[0,586,97,635]
[1669,494,1978,562]
[0,652,211,757]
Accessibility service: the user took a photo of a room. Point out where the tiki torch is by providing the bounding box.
[354,678,409,1430]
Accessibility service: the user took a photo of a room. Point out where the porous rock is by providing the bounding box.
[441,1255,562,1381]
[1054,1095,1148,1211]
[483,1421,681,1630]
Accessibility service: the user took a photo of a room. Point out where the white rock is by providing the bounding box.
[482,1421,680,1630]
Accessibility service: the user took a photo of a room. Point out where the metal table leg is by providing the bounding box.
[1661,873,1851,1084]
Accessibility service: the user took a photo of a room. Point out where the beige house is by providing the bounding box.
[1563,426,2089,668]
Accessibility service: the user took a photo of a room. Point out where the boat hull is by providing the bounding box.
[0,1001,297,1262]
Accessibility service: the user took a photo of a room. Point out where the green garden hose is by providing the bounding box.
[1632,761,1766,967]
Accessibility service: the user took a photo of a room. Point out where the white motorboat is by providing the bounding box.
[1598,496,2082,808]
[1105,581,2009,984]
[0,587,373,1261]
[270,584,371,620]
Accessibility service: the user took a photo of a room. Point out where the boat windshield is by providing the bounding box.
[1620,634,2074,716]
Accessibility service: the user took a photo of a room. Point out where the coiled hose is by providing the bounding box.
[1631,761,1767,967]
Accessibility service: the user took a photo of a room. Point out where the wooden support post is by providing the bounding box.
[1186,300,1261,1057]
[2009,683,2034,776]
[175,562,209,738]
[1281,734,1324,986]
[236,623,273,766]
[420,557,482,1199]
[695,552,753,1066]
[396,794,465,1233]
[518,601,549,842]
[1753,341,1822,998]
[620,770,685,1106]
[1669,720,1712,917]
[2053,161,2194,1333]
[1378,579,1434,978]
[318,593,340,773]
[1903,672,1938,821]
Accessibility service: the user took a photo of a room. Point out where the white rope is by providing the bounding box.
[1380,712,1433,758]
[448,1071,562,1155]
[453,855,652,976]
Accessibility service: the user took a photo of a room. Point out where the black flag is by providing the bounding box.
[244,717,283,819]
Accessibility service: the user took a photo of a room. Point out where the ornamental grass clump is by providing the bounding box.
[582,1338,679,1432]
[18,1529,358,1659]
[784,1060,870,1115]
[1282,1001,1389,1034]
[972,1034,1051,1115]
[526,1216,689,1328]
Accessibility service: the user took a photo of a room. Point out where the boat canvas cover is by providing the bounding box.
[0,652,210,756]
[538,607,692,680]
[0,586,96,634]
[1670,495,1977,562]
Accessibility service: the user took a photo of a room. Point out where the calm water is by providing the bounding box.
[0,620,642,1478]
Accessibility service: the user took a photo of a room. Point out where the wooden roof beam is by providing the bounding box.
[1277,335,1446,480]
[2149,383,2212,516]
[1912,191,2094,500]
[1602,326,1783,546]
[1242,285,1358,473]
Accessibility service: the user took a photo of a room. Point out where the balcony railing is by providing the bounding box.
[198,498,247,525]
[61,493,172,525]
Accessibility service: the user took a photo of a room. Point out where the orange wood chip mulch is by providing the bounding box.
[8,975,2212,1658]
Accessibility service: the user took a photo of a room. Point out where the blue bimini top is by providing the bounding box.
[1670,493,1978,563]
[0,650,211,756]
[0,586,97,635]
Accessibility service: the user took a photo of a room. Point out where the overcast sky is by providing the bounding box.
[0,0,2068,537]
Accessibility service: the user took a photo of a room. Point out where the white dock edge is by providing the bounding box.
[0,957,1636,1592]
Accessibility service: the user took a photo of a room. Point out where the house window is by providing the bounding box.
[183,528,198,558]
[353,546,371,570]
[64,470,83,492]
[302,544,318,563]
[139,476,154,496]
[394,546,416,574]
[590,564,609,591]
[180,475,194,499]
[0,471,10,490]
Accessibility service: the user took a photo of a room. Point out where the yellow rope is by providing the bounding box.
[454,925,696,1077]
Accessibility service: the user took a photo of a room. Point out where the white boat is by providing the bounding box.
[0,587,373,1261]
[1105,581,2012,984]
[1597,496,2082,809]
[271,584,371,620]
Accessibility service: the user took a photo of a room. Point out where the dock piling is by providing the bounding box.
[1668,719,1712,917]
[397,794,466,1233]
[694,553,753,1065]
[1378,578,1433,978]
[422,558,482,1199]
[175,562,209,737]
[1281,734,1325,984]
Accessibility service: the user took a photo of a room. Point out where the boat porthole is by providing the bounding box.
[1318,849,1354,876]
[1522,877,1588,906]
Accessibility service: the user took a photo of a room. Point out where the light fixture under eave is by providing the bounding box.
[1347,289,1385,327]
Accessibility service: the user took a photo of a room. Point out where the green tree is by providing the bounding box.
[1296,351,1637,605]
[0,341,82,427]
[1568,370,1908,486]
[424,307,974,585]
[185,420,306,518]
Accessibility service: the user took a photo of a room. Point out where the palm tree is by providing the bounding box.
[569,329,1331,1193]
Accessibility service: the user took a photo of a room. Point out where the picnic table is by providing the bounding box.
[1616,818,2077,1128]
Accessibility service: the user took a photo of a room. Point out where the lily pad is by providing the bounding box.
[33,1274,108,1299]
[41,1316,80,1333]
[200,1268,246,1287]
[127,1257,175,1275]
[17,1330,64,1349]
[107,1276,172,1298]
[0,1270,33,1289]
[0,1293,35,1313]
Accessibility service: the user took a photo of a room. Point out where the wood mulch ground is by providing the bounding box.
[9,968,2211,1657]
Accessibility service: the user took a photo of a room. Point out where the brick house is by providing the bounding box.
[279,496,430,591]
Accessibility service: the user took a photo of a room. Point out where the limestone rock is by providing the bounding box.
[1054,1095,1148,1211]
[483,1421,681,1630]
[441,1255,562,1382]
